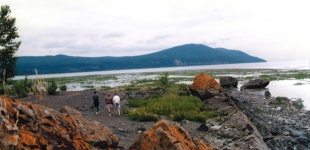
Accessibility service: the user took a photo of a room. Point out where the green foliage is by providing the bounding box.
[292,98,304,110]
[157,73,170,90]
[127,94,218,123]
[274,96,290,105]
[59,84,67,91]
[259,74,278,80]
[294,73,310,79]
[0,5,21,82]
[8,76,33,98]
[47,80,58,95]
[127,99,148,107]
[124,85,141,91]
[128,109,158,122]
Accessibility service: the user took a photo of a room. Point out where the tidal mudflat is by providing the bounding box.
[41,69,310,110]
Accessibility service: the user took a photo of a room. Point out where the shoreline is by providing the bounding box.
[227,89,310,149]
[19,88,310,149]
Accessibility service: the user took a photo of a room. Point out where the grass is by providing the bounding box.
[127,93,218,122]
[272,96,305,110]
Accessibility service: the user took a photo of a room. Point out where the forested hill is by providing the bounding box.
[16,44,266,75]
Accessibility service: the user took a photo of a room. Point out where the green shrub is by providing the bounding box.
[157,73,170,90]
[59,84,67,91]
[275,96,290,104]
[47,80,58,95]
[12,81,28,98]
[11,76,33,98]
[292,98,304,110]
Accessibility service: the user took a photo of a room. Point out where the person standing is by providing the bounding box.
[93,90,99,114]
[105,93,113,116]
[112,93,121,116]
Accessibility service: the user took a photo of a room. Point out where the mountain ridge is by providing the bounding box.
[16,44,266,75]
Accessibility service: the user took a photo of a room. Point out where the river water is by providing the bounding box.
[14,59,310,109]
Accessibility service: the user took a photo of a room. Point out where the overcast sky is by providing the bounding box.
[1,0,309,61]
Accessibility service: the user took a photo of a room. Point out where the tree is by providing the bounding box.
[0,5,21,82]
[157,72,170,90]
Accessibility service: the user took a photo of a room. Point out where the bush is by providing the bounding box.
[292,98,304,110]
[12,81,28,98]
[59,84,67,91]
[11,76,33,98]
[157,73,170,90]
[275,96,290,105]
[47,80,58,95]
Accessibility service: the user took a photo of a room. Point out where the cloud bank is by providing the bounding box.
[1,0,310,61]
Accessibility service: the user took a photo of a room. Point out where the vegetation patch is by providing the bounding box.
[127,94,218,123]
[272,96,305,110]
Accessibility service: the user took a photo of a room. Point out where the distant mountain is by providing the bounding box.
[16,44,266,75]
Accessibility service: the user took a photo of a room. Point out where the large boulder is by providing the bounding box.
[220,76,238,88]
[189,73,223,100]
[241,79,269,89]
[129,120,213,150]
[0,96,118,150]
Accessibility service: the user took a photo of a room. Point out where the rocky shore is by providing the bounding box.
[1,72,309,149]
[228,90,310,149]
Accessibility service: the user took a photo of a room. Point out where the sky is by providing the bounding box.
[1,0,310,61]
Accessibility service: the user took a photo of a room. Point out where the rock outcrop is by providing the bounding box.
[241,79,269,89]
[229,90,310,150]
[0,96,118,150]
[189,72,269,149]
[219,76,238,88]
[128,120,213,150]
[189,72,223,99]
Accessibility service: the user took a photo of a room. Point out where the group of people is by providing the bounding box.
[92,90,121,116]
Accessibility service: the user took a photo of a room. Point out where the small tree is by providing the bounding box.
[0,5,21,83]
[157,73,170,90]
[47,80,58,95]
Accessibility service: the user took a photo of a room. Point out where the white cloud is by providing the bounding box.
[1,0,309,61]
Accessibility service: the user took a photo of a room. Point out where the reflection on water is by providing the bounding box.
[266,80,310,110]
[238,79,310,110]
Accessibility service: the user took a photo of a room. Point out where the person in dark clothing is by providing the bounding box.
[93,90,99,114]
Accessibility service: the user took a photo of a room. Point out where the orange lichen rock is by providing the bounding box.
[0,95,118,150]
[189,72,223,100]
[129,120,213,150]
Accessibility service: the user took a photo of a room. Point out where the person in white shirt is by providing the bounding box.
[112,93,121,116]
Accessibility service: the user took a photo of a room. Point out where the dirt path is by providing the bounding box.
[20,90,203,149]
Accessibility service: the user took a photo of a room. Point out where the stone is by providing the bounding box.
[197,124,209,131]
[129,120,213,150]
[220,76,238,88]
[241,79,270,89]
[189,72,223,100]
[265,91,271,97]
[0,96,119,149]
